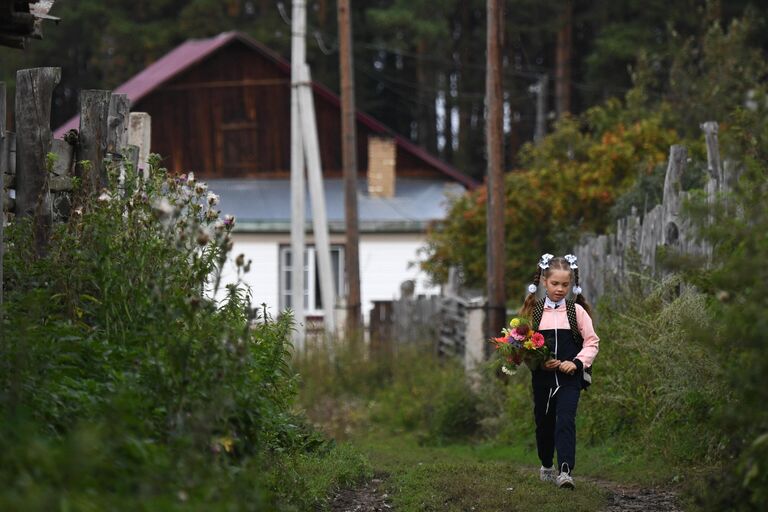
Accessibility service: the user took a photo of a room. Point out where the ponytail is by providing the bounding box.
[572,266,593,317]
[519,266,542,320]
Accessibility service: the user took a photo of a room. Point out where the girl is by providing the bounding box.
[519,253,599,490]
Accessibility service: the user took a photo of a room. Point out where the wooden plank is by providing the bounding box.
[107,93,130,157]
[78,90,111,193]
[15,68,60,258]
[50,138,73,176]
[701,121,722,185]
[14,68,59,217]
[128,112,151,178]
[125,145,139,178]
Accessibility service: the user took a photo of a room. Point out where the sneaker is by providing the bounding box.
[556,463,575,490]
[539,465,556,483]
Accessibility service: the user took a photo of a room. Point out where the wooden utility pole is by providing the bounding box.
[486,0,506,338]
[290,0,307,347]
[555,0,573,118]
[338,0,362,334]
[0,82,5,310]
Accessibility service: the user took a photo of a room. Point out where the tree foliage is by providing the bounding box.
[421,8,767,300]
[421,107,677,297]
[4,1,766,177]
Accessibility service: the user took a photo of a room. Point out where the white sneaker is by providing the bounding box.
[556,463,575,489]
[539,465,556,483]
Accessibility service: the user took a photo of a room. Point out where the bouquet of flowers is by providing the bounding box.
[490,317,551,374]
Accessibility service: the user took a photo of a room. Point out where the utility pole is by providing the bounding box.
[291,0,337,341]
[486,0,506,339]
[298,63,336,335]
[290,0,306,348]
[0,83,5,312]
[529,74,548,144]
[555,0,573,118]
[338,0,362,335]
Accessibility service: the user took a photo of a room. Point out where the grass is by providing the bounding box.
[353,430,607,511]
[293,294,721,510]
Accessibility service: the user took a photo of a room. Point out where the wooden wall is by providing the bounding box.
[135,39,447,181]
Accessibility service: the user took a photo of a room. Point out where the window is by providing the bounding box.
[217,121,260,176]
[279,245,345,315]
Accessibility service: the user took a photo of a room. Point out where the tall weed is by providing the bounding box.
[0,158,364,509]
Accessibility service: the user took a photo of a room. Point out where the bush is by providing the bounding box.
[426,378,480,443]
[296,340,482,443]
[0,157,366,509]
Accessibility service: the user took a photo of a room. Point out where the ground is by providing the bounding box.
[330,476,683,512]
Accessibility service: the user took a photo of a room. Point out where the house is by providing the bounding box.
[55,31,477,325]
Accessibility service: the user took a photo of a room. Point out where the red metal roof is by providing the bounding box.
[54,31,477,189]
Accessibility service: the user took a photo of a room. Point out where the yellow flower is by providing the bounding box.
[524,340,534,350]
[510,318,521,328]
[217,436,235,453]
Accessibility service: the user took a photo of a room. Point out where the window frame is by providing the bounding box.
[279,244,345,316]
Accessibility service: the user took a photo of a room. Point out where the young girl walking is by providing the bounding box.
[519,253,599,490]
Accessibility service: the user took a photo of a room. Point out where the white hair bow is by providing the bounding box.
[564,254,578,269]
[538,253,555,269]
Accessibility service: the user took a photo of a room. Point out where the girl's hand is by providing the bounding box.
[559,361,577,375]
[543,359,561,371]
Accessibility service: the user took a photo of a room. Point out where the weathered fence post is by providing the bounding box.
[701,121,721,259]
[107,93,130,156]
[49,138,75,220]
[662,145,688,248]
[464,299,486,387]
[701,121,722,185]
[128,112,151,179]
[78,90,111,193]
[106,93,130,190]
[15,67,61,257]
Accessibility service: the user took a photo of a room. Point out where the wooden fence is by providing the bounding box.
[574,122,731,299]
[1,67,151,306]
[373,122,735,373]
[368,276,487,374]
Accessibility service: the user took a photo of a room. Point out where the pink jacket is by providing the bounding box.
[538,303,599,368]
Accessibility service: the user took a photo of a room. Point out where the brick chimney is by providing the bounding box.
[367,136,396,198]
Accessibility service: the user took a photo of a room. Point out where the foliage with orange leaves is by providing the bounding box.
[421,108,678,300]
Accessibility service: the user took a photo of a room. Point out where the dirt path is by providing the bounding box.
[331,476,682,512]
[330,476,392,512]
[595,480,682,512]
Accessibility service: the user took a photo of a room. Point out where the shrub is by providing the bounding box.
[0,157,365,509]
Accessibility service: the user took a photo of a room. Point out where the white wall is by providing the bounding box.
[215,233,281,318]
[221,232,440,324]
[358,233,440,321]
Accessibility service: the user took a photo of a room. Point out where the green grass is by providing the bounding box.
[353,431,607,512]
